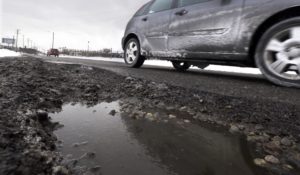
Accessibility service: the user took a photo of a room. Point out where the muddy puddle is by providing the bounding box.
[51,101,261,175]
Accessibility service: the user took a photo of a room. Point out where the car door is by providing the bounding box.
[168,0,245,59]
[143,0,174,55]
[128,2,153,52]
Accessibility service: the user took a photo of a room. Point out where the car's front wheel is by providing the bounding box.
[124,38,145,68]
[256,17,300,88]
[172,61,191,72]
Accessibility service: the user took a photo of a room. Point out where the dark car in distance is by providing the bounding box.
[122,0,300,88]
[47,49,59,57]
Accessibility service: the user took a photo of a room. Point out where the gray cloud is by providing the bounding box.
[1,0,149,51]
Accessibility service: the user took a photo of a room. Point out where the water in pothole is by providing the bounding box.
[51,101,260,175]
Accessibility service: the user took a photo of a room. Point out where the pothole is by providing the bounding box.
[51,101,262,175]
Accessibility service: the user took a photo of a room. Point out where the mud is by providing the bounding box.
[0,57,299,174]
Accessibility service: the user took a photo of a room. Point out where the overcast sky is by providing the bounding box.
[0,0,149,51]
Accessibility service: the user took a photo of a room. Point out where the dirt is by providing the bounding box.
[0,57,299,175]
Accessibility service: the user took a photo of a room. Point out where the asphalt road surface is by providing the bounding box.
[37,55,299,106]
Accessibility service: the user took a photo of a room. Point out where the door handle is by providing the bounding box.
[175,9,188,16]
[142,17,148,21]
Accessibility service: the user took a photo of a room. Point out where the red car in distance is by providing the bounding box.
[47,49,59,57]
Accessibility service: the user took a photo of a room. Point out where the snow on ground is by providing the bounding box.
[206,65,261,74]
[60,55,261,75]
[0,49,21,57]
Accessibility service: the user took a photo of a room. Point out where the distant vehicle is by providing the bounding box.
[122,0,300,88]
[47,49,59,57]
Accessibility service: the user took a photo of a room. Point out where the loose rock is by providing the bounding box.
[281,137,292,146]
[169,114,177,119]
[179,106,187,111]
[283,164,294,170]
[229,125,240,133]
[184,119,191,123]
[254,158,267,167]
[52,166,69,175]
[145,113,155,121]
[265,155,280,164]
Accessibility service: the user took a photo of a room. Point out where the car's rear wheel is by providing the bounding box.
[172,61,191,72]
[124,38,145,68]
[255,17,300,88]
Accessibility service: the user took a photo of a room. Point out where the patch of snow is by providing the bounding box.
[206,65,261,75]
[60,55,261,75]
[0,49,21,57]
[145,60,261,75]
[60,55,124,62]
[145,60,173,67]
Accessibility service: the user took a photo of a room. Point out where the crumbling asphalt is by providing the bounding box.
[0,57,299,175]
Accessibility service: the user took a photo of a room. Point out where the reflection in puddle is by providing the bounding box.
[51,101,259,175]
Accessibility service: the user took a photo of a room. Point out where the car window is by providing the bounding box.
[148,0,173,14]
[178,0,210,7]
[134,2,151,16]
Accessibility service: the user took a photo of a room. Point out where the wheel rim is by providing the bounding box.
[177,62,185,67]
[174,61,188,67]
[264,26,300,80]
[125,41,138,64]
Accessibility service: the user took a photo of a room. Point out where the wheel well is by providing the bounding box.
[123,33,138,50]
[249,6,300,65]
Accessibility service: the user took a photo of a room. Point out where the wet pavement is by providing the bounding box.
[51,101,261,175]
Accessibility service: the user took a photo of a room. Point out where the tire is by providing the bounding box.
[124,38,145,68]
[172,61,191,72]
[255,17,300,88]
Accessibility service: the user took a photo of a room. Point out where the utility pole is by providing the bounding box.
[16,29,19,51]
[52,32,55,49]
[87,41,90,56]
[22,35,25,48]
[12,36,15,48]
[27,38,30,48]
